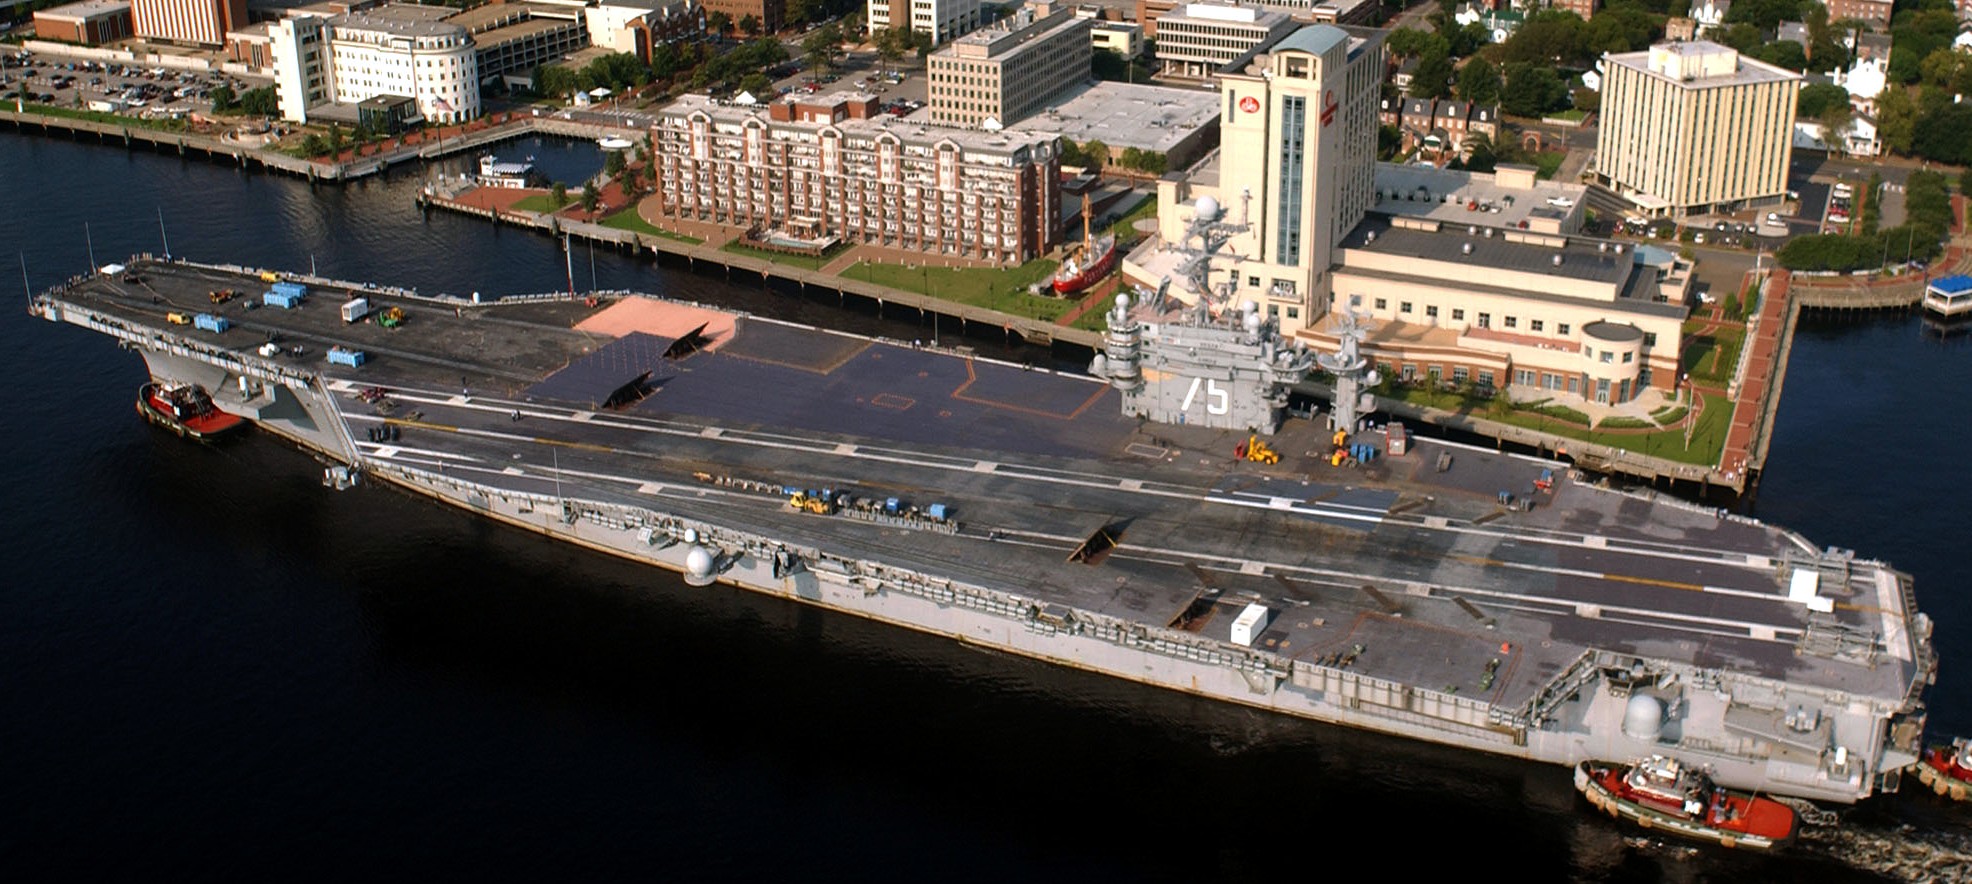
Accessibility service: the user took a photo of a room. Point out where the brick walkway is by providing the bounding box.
[1714,270,1790,483]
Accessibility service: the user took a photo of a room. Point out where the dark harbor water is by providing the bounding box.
[1,132,1968,882]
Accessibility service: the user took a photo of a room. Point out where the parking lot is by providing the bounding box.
[2,48,268,120]
[765,48,930,119]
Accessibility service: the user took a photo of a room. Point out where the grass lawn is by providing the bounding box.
[600,206,666,236]
[840,258,1066,321]
[721,240,847,271]
[1071,302,1116,332]
[650,228,703,245]
[1546,109,1590,123]
[1650,405,1688,425]
[512,193,566,213]
[1105,197,1159,240]
[1378,386,1728,466]
[1532,151,1566,180]
[1682,324,1746,385]
[25,103,188,133]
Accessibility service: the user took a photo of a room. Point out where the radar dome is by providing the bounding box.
[1115,293,1130,310]
[1622,694,1665,741]
[1194,195,1221,222]
[1243,312,1263,334]
[684,545,717,586]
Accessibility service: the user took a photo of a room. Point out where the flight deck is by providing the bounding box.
[32,258,1935,804]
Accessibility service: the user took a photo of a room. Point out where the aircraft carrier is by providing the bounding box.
[31,257,1938,805]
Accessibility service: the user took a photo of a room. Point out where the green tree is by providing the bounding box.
[1377,123,1401,160]
[649,42,681,81]
[301,133,327,157]
[535,64,580,98]
[1797,83,1850,118]
[1385,27,1442,59]
[1456,57,1502,106]
[1500,64,1567,117]
[1463,130,1499,173]
[1092,47,1131,81]
[708,11,732,35]
[1409,46,1455,100]
[786,0,821,29]
[802,23,845,77]
[1876,88,1916,154]
[327,122,345,157]
[740,13,761,36]
[238,86,278,116]
[581,181,600,214]
[1913,103,1972,164]
[1082,139,1109,171]
[739,72,772,96]
[208,83,236,111]
[552,181,569,208]
[1890,9,1961,84]
[604,149,627,178]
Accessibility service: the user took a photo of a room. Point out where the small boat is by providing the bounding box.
[136,381,246,440]
[597,136,634,151]
[1574,755,1797,851]
[1052,193,1118,295]
[1915,737,1972,800]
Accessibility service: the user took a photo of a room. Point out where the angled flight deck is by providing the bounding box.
[32,258,1936,805]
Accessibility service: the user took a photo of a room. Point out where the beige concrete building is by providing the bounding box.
[1595,41,1801,218]
[1133,24,1382,332]
[1089,19,1141,58]
[1321,219,1689,403]
[650,93,1061,264]
[1128,25,1691,408]
[926,3,1091,128]
[867,0,979,46]
[1152,3,1295,79]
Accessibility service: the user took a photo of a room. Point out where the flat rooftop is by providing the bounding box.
[1371,162,1585,231]
[662,93,1059,157]
[331,4,467,38]
[1606,40,1802,88]
[444,1,574,32]
[34,0,129,20]
[1339,217,1686,319]
[1013,81,1219,155]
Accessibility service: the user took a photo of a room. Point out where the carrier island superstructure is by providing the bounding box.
[31,258,1938,806]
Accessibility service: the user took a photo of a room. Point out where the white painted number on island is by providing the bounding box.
[1182,377,1230,416]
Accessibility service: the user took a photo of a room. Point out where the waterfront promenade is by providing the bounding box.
[1,99,1849,493]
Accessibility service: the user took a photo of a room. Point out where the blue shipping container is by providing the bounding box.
[327,347,366,367]
[264,290,304,308]
[193,313,230,333]
[271,281,309,298]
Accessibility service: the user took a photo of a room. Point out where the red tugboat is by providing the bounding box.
[1575,755,1798,851]
[136,382,246,440]
[1915,737,1972,800]
[1052,194,1118,295]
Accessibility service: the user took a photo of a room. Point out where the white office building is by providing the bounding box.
[269,6,481,125]
[867,0,980,46]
